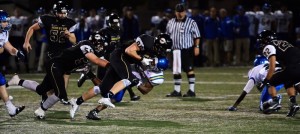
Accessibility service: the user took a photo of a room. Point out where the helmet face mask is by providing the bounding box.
[0,10,11,32]
[89,31,111,55]
[53,1,69,19]
[106,13,120,30]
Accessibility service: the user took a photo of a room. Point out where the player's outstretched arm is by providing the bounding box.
[23,23,40,53]
[228,79,255,111]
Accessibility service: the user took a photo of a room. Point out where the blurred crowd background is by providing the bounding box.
[0,0,300,73]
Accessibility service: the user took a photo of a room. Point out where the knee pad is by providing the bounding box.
[121,79,131,87]
[93,86,101,95]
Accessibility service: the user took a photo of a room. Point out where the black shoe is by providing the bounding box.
[60,98,70,105]
[263,101,279,114]
[183,90,196,97]
[130,95,140,101]
[9,106,25,117]
[166,91,182,97]
[86,110,100,120]
[77,73,87,87]
[287,104,300,117]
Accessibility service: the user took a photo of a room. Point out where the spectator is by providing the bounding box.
[9,7,29,73]
[219,8,235,66]
[203,7,220,67]
[233,5,250,66]
[121,6,140,43]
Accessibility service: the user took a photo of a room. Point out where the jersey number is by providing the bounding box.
[273,40,293,52]
[50,30,66,43]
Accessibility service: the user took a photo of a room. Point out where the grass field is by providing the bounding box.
[0,66,299,134]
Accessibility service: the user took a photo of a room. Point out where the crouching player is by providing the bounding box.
[70,56,169,120]
[228,55,284,113]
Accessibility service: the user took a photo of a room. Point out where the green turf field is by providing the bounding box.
[0,66,299,134]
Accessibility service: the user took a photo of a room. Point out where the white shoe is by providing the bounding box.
[34,107,45,119]
[98,98,115,108]
[70,98,79,119]
[8,74,20,86]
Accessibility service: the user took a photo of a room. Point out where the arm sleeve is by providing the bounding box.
[243,79,255,93]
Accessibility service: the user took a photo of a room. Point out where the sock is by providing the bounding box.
[5,100,16,115]
[174,74,182,92]
[94,108,100,113]
[289,96,296,104]
[42,94,59,110]
[107,91,114,98]
[20,80,39,92]
[76,96,84,105]
[188,74,195,92]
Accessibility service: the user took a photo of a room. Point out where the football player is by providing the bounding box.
[258,30,300,117]
[76,13,141,101]
[22,1,77,104]
[0,10,25,117]
[228,55,284,112]
[86,58,168,120]
[7,31,109,119]
[69,33,172,119]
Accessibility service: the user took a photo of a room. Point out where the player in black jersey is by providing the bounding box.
[23,1,77,105]
[8,31,109,119]
[77,13,141,101]
[258,30,300,116]
[68,33,171,119]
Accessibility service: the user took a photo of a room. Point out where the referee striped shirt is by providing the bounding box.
[166,16,201,49]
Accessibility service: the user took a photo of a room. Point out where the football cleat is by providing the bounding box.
[60,98,70,105]
[166,90,182,97]
[263,100,279,114]
[8,74,20,86]
[98,98,115,108]
[183,90,196,97]
[86,110,100,120]
[69,98,79,119]
[287,104,300,117]
[34,107,45,119]
[130,95,140,101]
[228,106,237,111]
[9,105,25,117]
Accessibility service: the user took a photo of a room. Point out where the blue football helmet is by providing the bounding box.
[253,55,268,67]
[0,10,11,32]
[156,57,169,70]
[262,3,271,12]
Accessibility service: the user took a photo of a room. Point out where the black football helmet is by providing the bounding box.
[257,30,277,49]
[154,33,172,57]
[106,13,120,30]
[89,31,111,55]
[53,1,69,18]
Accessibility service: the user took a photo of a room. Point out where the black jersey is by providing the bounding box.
[122,34,156,63]
[38,14,77,55]
[100,27,121,55]
[52,40,99,72]
[262,40,300,66]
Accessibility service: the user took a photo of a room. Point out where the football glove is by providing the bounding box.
[16,50,25,61]
[141,57,153,66]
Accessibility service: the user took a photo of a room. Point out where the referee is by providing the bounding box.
[166,3,201,97]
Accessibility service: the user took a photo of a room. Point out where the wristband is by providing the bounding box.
[195,45,199,48]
